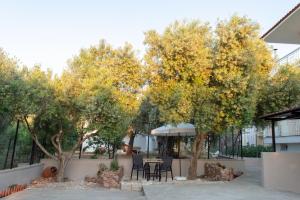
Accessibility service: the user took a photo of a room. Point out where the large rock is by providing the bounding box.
[203,163,234,181]
[100,167,124,188]
[42,167,57,178]
[85,167,124,189]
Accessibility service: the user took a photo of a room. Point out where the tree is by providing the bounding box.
[67,40,143,115]
[0,49,23,127]
[0,49,31,168]
[130,97,162,151]
[144,20,215,179]
[17,40,143,181]
[255,65,300,124]
[213,16,274,129]
[144,17,274,179]
[21,66,130,181]
[66,40,143,157]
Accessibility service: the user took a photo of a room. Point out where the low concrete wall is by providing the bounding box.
[262,152,300,193]
[41,157,244,180]
[0,163,44,190]
[41,158,112,180]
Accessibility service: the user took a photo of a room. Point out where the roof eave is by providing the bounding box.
[262,3,300,40]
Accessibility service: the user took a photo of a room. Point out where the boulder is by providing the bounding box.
[42,166,57,178]
[203,162,235,181]
[98,167,124,188]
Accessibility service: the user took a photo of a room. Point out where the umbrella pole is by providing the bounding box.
[178,133,181,176]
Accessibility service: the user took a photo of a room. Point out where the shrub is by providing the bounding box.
[90,154,99,159]
[242,145,272,157]
[110,159,119,171]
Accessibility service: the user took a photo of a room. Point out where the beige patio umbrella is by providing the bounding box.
[151,123,196,177]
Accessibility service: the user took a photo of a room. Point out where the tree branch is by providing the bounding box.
[23,116,57,160]
[51,134,60,152]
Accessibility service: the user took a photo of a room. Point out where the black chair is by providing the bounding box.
[158,157,173,181]
[131,154,148,180]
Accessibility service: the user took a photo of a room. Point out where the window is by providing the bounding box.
[280,144,288,151]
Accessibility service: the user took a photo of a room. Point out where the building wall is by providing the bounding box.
[243,127,261,146]
[264,119,300,138]
[123,135,157,153]
[275,143,300,152]
[243,126,264,146]
[262,152,300,194]
[41,157,244,180]
[263,119,300,152]
[0,163,44,190]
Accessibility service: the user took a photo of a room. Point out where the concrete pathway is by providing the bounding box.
[3,187,145,200]
[143,158,300,200]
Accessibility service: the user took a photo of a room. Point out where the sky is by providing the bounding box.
[0,0,299,75]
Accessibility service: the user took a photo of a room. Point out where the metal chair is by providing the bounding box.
[131,154,147,180]
[158,156,173,181]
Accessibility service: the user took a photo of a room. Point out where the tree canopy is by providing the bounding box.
[144,16,274,178]
[2,15,298,180]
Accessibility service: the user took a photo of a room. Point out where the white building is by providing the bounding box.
[242,127,263,146]
[123,134,157,153]
[263,118,300,152]
[262,3,300,152]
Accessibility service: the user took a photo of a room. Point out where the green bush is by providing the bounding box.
[110,159,119,171]
[97,163,108,176]
[90,154,99,159]
[242,145,272,157]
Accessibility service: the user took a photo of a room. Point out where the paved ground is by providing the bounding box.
[143,158,300,200]
[3,187,145,200]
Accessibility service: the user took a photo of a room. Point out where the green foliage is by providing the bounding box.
[65,40,143,150]
[255,65,300,125]
[110,159,119,171]
[90,154,99,159]
[0,123,32,169]
[242,145,273,157]
[133,97,162,134]
[145,20,214,131]
[212,16,274,130]
[145,16,274,134]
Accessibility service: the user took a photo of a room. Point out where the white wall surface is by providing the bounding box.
[243,127,258,146]
[262,152,300,193]
[0,163,44,190]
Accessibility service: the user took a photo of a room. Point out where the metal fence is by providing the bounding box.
[0,120,41,170]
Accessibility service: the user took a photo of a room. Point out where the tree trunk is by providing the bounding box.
[128,132,136,149]
[188,133,207,180]
[56,154,75,182]
[23,116,99,182]
[128,130,136,155]
[112,142,116,159]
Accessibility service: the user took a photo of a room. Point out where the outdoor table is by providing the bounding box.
[143,158,164,181]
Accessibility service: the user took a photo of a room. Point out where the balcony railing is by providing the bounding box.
[277,47,300,67]
[264,119,300,137]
